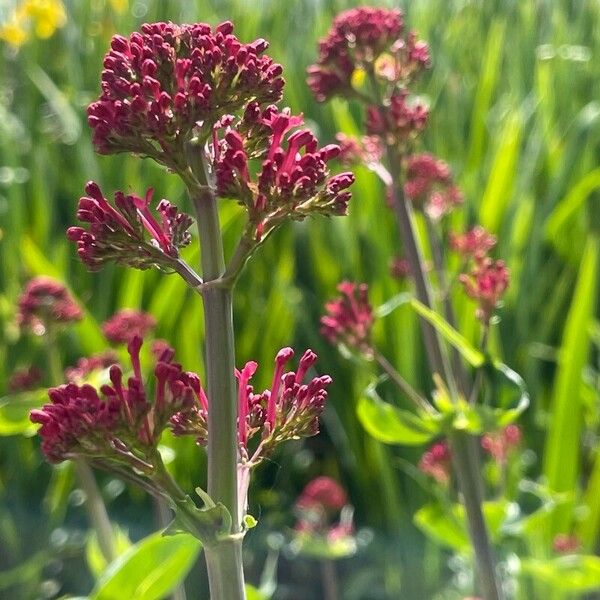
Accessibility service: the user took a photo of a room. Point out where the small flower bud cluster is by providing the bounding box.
[88,21,284,167]
[418,441,452,485]
[172,347,331,462]
[67,181,193,272]
[366,91,429,145]
[17,277,83,336]
[404,153,463,220]
[8,366,43,392]
[553,533,580,554]
[321,282,374,355]
[31,336,203,468]
[307,7,428,102]
[450,226,497,259]
[481,424,521,463]
[460,256,510,324]
[102,309,157,344]
[214,107,355,240]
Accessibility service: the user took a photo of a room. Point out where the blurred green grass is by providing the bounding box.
[1,0,599,598]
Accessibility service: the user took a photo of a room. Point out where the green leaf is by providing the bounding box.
[86,527,132,579]
[414,501,509,552]
[0,389,47,437]
[543,236,599,535]
[521,556,600,593]
[91,532,201,600]
[409,299,485,367]
[245,584,268,600]
[357,395,438,445]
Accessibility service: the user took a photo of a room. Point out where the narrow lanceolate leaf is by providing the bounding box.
[409,299,485,367]
[91,532,201,600]
[543,235,599,536]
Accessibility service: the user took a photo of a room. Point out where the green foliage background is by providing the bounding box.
[0,0,599,598]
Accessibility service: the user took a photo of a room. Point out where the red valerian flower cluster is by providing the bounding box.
[460,257,510,324]
[17,277,83,335]
[67,181,193,272]
[450,226,497,259]
[88,21,284,166]
[294,477,355,552]
[307,7,428,102]
[102,309,157,344]
[403,153,463,220]
[335,133,383,167]
[31,336,202,467]
[214,107,355,240]
[366,91,429,144]
[553,534,580,555]
[481,424,521,463]
[418,441,452,485]
[296,476,348,513]
[321,282,374,354]
[174,347,331,463]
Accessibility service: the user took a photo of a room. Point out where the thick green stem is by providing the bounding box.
[204,539,246,600]
[187,145,245,599]
[384,145,503,600]
[450,433,503,600]
[47,332,116,564]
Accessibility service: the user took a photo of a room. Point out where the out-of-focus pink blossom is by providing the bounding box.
[321,282,373,354]
[553,533,580,554]
[481,425,521,463]
[419,441,452,485]
[8,366,43,392]
[64,352,118,383]
[17,277,83,335]
[296,476,348,512]
[102,309,157,344]
[460,257,510,323]
[307,8,428,102]
[366,91,429,143]
[450,226,497,259]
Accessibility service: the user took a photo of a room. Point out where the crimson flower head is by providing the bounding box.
[450,226,497,259]
[307,7,428,102]
[102,309,157,344]
[17,277,83,335]
[214,106,355,240]
[296,477,348,513]
[88,21,284,167]
[419,441,452,485]
[403,153,463,219]
[67,181,193,272]
[321,282,374,354]
[31,336,203,469]
[460,257,510,323]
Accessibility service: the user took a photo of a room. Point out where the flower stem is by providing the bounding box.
[186,144,245,600]
[74,459,117,563]
[384,145,503,600]
[46,330,116,564]
[320,559,340,600]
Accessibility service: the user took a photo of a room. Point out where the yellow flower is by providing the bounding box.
[21,0,67,39]
[0,18,28,47]
[0,0,66,47]
[108,0,128,14]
